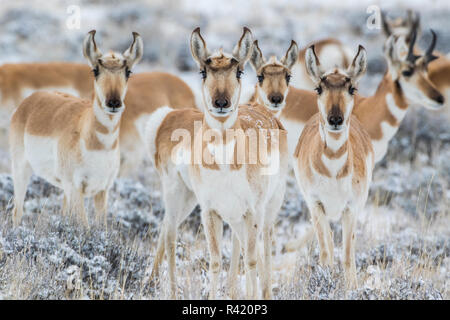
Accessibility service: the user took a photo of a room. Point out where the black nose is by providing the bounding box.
[107,99,121,108]
[270,94,283,104]
[328,115,343,126]
[214,98,229,108]
[436,94,444,104]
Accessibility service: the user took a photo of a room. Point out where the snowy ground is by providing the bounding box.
[0,0,448,299]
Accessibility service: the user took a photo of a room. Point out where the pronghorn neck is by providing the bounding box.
[203,108,240,132]
[83,96,122,150]
[319,118,349,154]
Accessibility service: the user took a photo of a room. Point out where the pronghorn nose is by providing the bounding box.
[328,115,343,126]
[270,94,283,104]
[214,98,229,108]
[107,99,122,108]
[436,94,444,104]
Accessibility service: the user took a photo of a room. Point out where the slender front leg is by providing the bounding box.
[243,211,258,299]
[93,190,108,226]
[202,209,223,300]
[227,233,241,299]
[11,159,32,227]
[261,223,273,299]
[342,208,357,289]
[310,202,334,267]
[67,188,88,227]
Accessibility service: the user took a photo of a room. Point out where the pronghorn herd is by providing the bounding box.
[0,9,447,299]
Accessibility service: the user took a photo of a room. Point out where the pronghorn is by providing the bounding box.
[381,10,450,110]
[9,30,143,227]
[248,39,299,116]
[145,27,288,299]
[290,38,353,90]
[294,44,373,288]
[0,60,196,174]
[279,30,444,165]
[284,30,444,254]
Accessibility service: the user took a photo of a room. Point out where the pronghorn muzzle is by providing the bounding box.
[327,105,344,130]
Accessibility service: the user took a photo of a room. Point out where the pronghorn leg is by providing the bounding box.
[243,211,258,299]
[67,188,88,227]
[93,190,108,226]
[342,208,357,289]
[11,159,31,227]
[152,175,196,299]
[310,203,334,267]
[261,223,273,299]
[227,233,241,299]
[202,209,223,300]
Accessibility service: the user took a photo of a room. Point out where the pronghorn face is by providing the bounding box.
[190,27,253,122]
[385,31,444,110]
[306,45,367,132]
[250,40,298,111]
[83,30,143,115]
[381,9,420,40]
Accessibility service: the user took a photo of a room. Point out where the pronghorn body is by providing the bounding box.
[295,45,373,287]
[0,62,93,127]
[147,27,288,299]
[9,31,143,227]
[290,38,353,90]
[119,72,196,174]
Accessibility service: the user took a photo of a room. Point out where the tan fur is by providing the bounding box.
[0,62,93,109]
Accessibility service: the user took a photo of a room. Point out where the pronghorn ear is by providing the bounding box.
[124,32,144,69]
[305,45,322,84]
[83,30,102,68]
[281,40,299,70]
[347,45,367,83]
[250,40,265,72]
[190,27,209,68]
[232,27,253,67]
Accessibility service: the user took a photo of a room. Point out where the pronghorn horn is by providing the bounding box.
[381,11,392,37]
[425,29,439,64]
[406,29,420,63]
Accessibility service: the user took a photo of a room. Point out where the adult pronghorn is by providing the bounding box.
[381,10,450,110]
[290,38,353,90]
[9,30,143,227]
[280,30,444,164]
[145,27,288,299]
[0,61,195,174]
[294,44,374,288]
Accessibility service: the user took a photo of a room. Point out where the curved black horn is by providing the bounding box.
[406,28,420,63]
[425,29,439,64]
[381,11,391,37]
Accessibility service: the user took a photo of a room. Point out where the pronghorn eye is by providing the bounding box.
[125,67,132,79]
[315,86,322,95]
[348,86,357,95]
[236,69,244,79]
[402,69,414,77]
[286,74,291,84]
[257,74,264,83]
[92,66,99,78]
[200,69,207,80]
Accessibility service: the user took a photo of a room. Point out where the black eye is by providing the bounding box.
[286,74,291,84]
[315,86,322,95]
[348,86,356,95]
[257,74,264,84]
[402,69,414,77]
[237,69,244,79]
[200,69,207,80]
[125,67,132,79]
[92,66,99,78]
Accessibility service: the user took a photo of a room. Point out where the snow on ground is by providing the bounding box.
[0,0,448,299]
